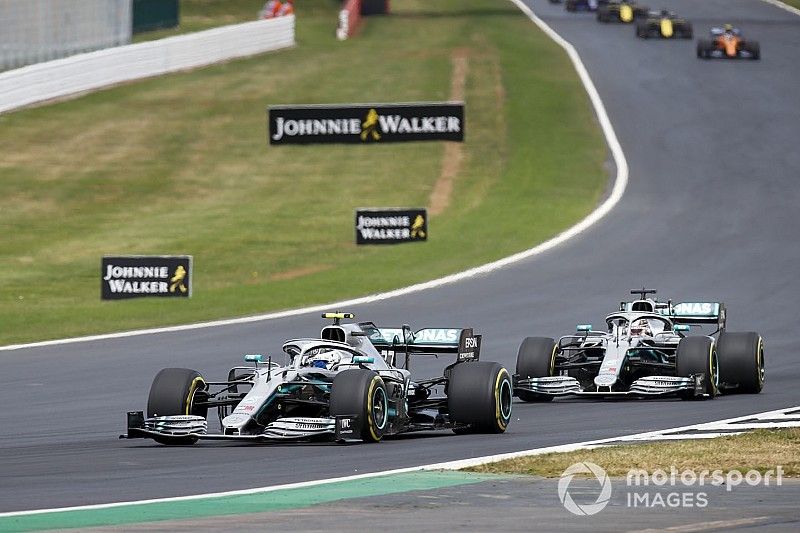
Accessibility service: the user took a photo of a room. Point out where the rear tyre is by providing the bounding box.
[330,369,388,442]
[449,362,513,434]
[718,332,764,394]
[597,7,609,22]
[515,337,557,402]
[682,23,693,39]
[566,0,576,12]
[636,22,647,38]
[675,337,719,399]
[147,368,207,445]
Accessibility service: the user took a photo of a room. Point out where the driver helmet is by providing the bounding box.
[629,318,652,337]
[307,349,342,370]
[661,9,670,16]
[724,23,734,32]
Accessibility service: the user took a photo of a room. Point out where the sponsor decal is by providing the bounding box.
[335,415,359,440]
[101,256,192,300]
[268,102,464,144]
[457,328,481,362]
[414,328,460,344]
[355,208,427,245]
[673,303,718,316]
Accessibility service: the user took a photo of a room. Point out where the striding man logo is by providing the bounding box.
[170,265,188,294]
[360,109,381,141]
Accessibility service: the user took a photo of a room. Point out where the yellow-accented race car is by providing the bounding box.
[636,10,693,39]
[597,0,649,23]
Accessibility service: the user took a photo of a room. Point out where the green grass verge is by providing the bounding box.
[779,0,800,10]
[133,0,269,42]
[0,0,607,345]
[467,429,800,477]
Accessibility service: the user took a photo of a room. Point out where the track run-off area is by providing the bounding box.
[0,0,799,524]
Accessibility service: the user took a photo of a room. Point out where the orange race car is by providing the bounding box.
[697,25,760,60]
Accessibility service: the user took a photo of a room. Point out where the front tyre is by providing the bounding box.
[147,368,207,445]
[330,369,388,442]
[718,332,764,394]
[676,337,719,399]
[515,337,557,402]
[449,362,512,434]
[743,40,760,60]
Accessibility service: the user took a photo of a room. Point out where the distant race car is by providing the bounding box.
[697,25,760,59]
[122,313,512,444]
[513,289,765,401]
[597,0,649,22]
[636,10,693,38]
[566,0,602,13]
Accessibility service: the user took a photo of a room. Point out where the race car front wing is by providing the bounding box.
[513,374,708,398]
[120,412,362,443]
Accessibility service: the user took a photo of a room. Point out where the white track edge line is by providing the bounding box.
[1,405,796,519]
[0,0,628,353]
[760,0,800,17]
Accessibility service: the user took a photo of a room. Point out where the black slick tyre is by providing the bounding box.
[718,332,764,394]
[744,41,760,60]
[330,369,388,442]
[448,362,512,434]
[515,337,557,402]
[676,337,719,399]
[697,39,711,59]
[147,368,207,445]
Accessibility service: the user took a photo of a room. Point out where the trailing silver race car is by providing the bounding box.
[122,313,512,444]
[514,289,764,401]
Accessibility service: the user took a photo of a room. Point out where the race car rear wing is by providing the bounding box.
[658,302,727,330]
[360,322,481,366]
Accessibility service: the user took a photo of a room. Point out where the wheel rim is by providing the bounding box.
[372,386,388,430]
[499,377,513,421]
[710,349,720,391]
[757,338,765,385]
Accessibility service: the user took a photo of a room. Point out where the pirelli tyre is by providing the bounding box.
[697,39,713,59]
[718,332,764,394]
[448,362,512,434]
[330,369,388,443]
[743,40,760,60]
[515,337,557,402]
[675,336,719,399]
[147,368,208,445]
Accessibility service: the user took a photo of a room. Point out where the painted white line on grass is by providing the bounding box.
[760,0,800,17]
[0,0,629,353]
[2,405,796,518]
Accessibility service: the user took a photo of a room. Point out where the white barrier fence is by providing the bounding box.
[0,0,132,72]
[0,15,295,115]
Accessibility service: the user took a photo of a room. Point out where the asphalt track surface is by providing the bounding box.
[1,0,799,514]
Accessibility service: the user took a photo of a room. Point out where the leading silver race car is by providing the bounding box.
[514,289,764,401]
[122,313,512,444]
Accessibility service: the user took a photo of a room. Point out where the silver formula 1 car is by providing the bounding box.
[514,289,764,401]
[122,313,512,444]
